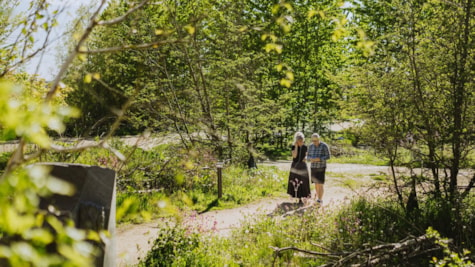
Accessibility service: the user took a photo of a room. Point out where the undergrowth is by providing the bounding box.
[35,138,288,224]
[139,193,475,266]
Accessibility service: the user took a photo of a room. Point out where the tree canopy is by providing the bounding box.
[63,0,348,160]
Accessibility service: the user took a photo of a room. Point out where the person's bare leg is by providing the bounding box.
[321,184,324,200]
[314,184,318,199]
[316,184,324,201]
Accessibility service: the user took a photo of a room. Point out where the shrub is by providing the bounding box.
[138,222,200,267]
[332,197,413,250]
[420,195,475,252]
[428,227,473,266]
[332,195,475,265]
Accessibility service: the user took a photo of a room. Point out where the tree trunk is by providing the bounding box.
[389,148,405,210]
[449,0,471,200]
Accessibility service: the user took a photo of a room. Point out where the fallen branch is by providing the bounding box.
[311,242,335,253]
[271,245,342,267]
[271,234,441,266]
[270,246,343,259]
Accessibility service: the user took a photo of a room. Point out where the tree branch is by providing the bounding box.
[0,139,26,180]
[271,234,439,266]
[96,0,151,26]
[0,1,61,77]
[462,173,475,198]
[310,242,335,253]
[46,0,107,101]
[23,139,126,164]
[337,235,434,266]
[270,246,344,258]
[79,39,185,54]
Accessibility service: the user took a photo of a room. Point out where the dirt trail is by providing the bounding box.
[116,161,390,266]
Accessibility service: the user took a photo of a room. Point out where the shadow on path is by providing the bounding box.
[198,198,220,214]
[268,201,320,217]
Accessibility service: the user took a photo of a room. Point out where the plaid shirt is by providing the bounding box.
[307,141,330,168]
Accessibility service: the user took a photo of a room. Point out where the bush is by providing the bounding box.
[256,143,289,161]
[420,195,475,251]
[138,222,200,267]
[332,197,413,250]
[38,140,199,193]
[428,227,473,266]
[332,195,475,265]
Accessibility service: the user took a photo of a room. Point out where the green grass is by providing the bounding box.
[116,165,288,224]
[140,194,475,266]
[368,172,390,181]
[331,151,388,165]
[181,165,288,212]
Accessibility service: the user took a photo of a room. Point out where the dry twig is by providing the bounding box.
[271,234,442,266]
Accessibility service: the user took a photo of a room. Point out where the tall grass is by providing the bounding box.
[116,165,288,224]
[140,193,475,266]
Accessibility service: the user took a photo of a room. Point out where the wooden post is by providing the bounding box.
[217,161,224,199]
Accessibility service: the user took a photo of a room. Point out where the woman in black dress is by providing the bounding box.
[287,132,311,204]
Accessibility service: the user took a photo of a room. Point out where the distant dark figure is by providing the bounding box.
[246,142,257,169]
[275,130,284,149]
[406,177,419,215]
[247,153,257,169]
[287,132,311,204]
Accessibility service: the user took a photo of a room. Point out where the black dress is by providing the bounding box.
[287,145,311,199]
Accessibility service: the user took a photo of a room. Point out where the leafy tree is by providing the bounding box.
[279,0,347,133]
[344,0,475,244]
[0,0,61,78]
[64,0,350,164]
[0,1,171,265]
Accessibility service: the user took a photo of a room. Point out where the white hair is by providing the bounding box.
[311,133,320,139]
[293,132,305,143]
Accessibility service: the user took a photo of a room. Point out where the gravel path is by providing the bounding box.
[116,161,390,266]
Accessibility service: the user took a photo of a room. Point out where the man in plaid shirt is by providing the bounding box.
[307,133,331,204]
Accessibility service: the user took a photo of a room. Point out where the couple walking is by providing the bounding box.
[287,132,330,205]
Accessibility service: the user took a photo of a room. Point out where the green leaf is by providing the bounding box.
[184,25,195,35]
[46,177,75,196]
[285,71,294,81]
[308,10,318,18]
[84,74,92,83]
[280,79,292,88]
[23,229,54,245]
